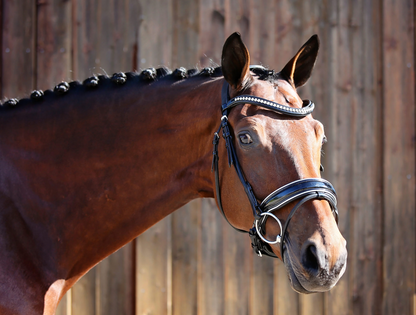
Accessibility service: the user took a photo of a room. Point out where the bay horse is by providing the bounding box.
[0,33,347,315]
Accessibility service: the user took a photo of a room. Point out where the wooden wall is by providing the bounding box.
[1,0,415,314]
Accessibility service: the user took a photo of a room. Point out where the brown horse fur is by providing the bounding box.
[0,33,347,314]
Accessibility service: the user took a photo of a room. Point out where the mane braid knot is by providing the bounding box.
[83,76,99,88]
[30,90,44,101]
[111,72,127,85]
[54,82,70,95]
[200,67,215,76]
[173,67,187,79]
[141,68,156,81]
[2,98,19,107]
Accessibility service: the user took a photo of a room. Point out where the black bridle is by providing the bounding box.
[212,81,339,260]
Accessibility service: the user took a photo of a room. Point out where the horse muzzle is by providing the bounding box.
[284,237,348,293]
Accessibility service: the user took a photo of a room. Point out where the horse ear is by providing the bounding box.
[221,32,252,90]
[281,35,319,88]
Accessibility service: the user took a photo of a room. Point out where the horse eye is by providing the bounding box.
[322,135,328,145]
[239,133,253,145]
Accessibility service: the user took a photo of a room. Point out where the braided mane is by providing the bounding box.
[0,65,274,110]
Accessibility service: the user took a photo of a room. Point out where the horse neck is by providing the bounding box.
[0,76,223,285]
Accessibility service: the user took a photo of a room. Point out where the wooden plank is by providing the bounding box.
[250,254,274,315]
[55,289,69,315]
[222,225,251,315]
[350,0,384,314]
[136,219,170,315]
[171,200,200,315]
[198,0,224,67]
[247,0,275,66]
[295,0,322,102]
[198,199,224,315]
[138,0,173,69]
[299,293,323,315]
[1,0,35,98]
[172,0,200,68]
[96,244,134,315]
[36,0,72,90]
[274,0,298,68]
[224,0,250,39]
[382,0,415,314]
[274,260,299,315]
[72,0,99,79]
[74,0,141,78]
[321,0,352,313]
[71,269,97,315]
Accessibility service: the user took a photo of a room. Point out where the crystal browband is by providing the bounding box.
[221,95,315,117]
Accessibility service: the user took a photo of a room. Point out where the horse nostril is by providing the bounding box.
[302,243,323,276]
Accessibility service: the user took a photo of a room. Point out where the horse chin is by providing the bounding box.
[283,251,313,294]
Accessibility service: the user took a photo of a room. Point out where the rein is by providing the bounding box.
[212,80,339,260]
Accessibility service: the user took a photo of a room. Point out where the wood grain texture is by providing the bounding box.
[138,0,173,69]
[136,219,170,315]
[36,0,72,90]
[382,0,415,314]
[171,201,199,315]
[1,0,35,98]
[198,199,224,315]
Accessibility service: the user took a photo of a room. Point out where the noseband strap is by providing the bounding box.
[212,81,339,260]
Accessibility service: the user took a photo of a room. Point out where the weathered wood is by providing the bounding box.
[299,293,323,315]
[55,289,69,315]
[224,0,250,41]
[222,225,251,315]
[36,0,72,90]
[172,0,200,68]
[350,1,384,314]
[1,0,35,98]
[73,0,100,78]
[138,0,173,69]
[97,245,134,315]
[198,0,224,67]
[71,270,97,315]
[248,0,275,65]
[274,261,299,315]
[250,254,274,315]
[382,0,415,314]
[171,201,199,315]
[136,219,170,315]
[198,199,224,315]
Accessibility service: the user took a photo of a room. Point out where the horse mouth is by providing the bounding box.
[283,250,313,294]
[283,248,346,294]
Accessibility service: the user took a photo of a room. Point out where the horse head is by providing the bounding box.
[215,33,347,293]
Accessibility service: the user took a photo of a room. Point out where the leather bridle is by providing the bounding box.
[212,80,339,260]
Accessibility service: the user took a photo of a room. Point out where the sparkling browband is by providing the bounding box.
[222,95,315,117]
